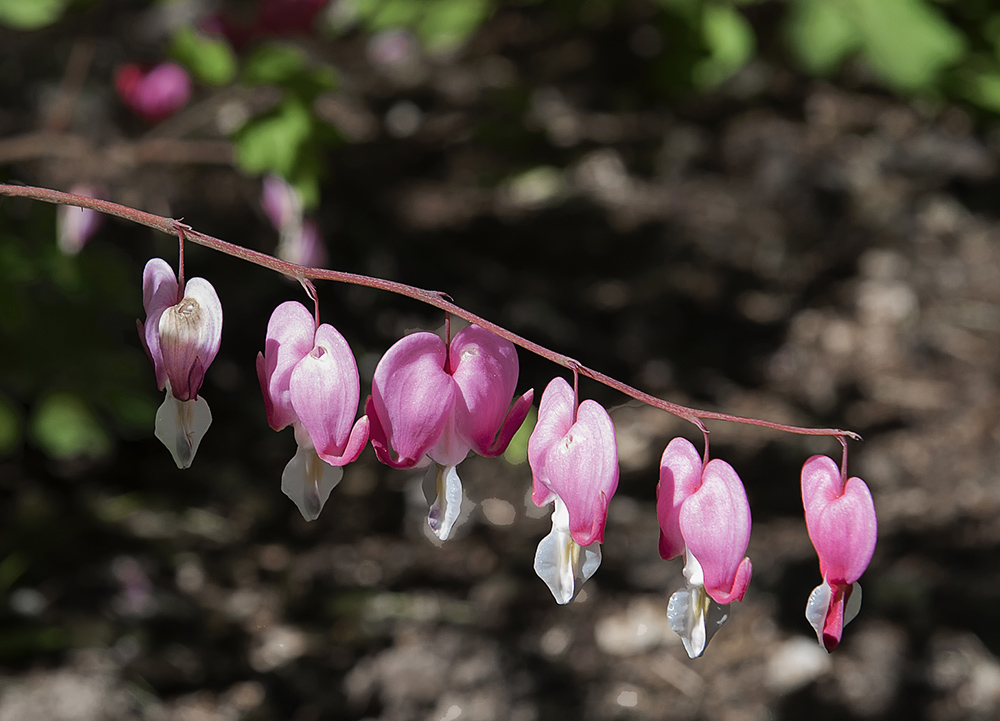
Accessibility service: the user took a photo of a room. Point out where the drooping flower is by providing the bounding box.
[656,437,753,658]
[366,325,533,541]
[528,377,619,604]
[801,454,877,652]
[57,185,103,255]
[138,258,222,469]
[115,62,192,123]
[257,300,369,520]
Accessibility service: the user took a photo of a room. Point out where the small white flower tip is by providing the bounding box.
[154,391,211,469]
[281,443,343,521]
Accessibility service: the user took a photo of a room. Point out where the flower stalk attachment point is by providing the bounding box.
[138,258,222,469]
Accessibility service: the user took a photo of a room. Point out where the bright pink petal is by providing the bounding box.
[369,332,455,467]
[680,458,753,604]
[259,301,316,430]
[527,377,575,509]
[656,437,704,560]
[483,389,534,457]
[289,323,366,464]
[801,455,877,586]
[449,325,520,456]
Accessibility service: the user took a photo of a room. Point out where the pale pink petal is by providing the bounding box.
[527,377,575,509]
[259,301,315,430]
[656,437,704,560]
[261,174,302,233]
[158,277,222,401]
[801,455,877,586]
[289,323,366,464]
[369,332,455,467]
[679,458,753,604]
[536,398,619,547]
[141,258,179,390]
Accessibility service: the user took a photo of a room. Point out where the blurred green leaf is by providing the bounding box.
[355,0,424,31]
[0,393,21,454]
[957,66,1000,112]
[170,26,237,86]
[418,0,492,51]
[0,0,67,29]
[0,553,27,595]
[234,99,313,178]
[243,43,309,85]
[786,0,861,76]
[693,4,755,88]
[29,392,111,460]
[854,0,965,91]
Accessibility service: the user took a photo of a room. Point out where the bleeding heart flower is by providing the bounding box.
[801,454,877,652]
[528,377,619,604]
[115,62,192,123]
[366,325,533,540]
[656,437,752,658]
[257,300,369,520]
[138,258,222,469]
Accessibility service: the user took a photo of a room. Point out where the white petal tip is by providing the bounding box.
[155,393,211,469]
[426,464,464,541]
[281,444,343,521]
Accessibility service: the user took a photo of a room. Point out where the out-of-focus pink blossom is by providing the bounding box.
[257,300,369,520]
[115,62,192,123]
[528,377,619,604]
[656,437,752,657]
[802,454,877,652]
[138,258,222,468]
[57,185,104,255]
[367,325,532,540]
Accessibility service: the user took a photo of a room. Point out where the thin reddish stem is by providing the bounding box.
[0,182,862,444]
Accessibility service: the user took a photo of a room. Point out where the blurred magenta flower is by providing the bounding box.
[801,454,877,652]
[257,300,369,520]
[656,437,753,657]
[115,62,192,123]
[367,325,532,540]
[528,377,619,604]
[202,0,327,48]
[56,185,103,255]
[139,258,222,469]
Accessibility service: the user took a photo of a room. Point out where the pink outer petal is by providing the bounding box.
[656,437,704,560]
[259,301,316,430]
[369,333,456,467]
[528,377,575,509]
[680,459,753,605]
[821,582,851,652]
[801,455,877,586]
[448,325,521,456]
[482,389,534,457]
[529,382,620,547]
[141,258,180,390]
[289,323,367,464]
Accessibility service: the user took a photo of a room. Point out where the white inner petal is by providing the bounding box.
[666,551,730,659]
[805,581,832,648]
[154,387,211,469]
[281,441,343,521]
[425,463,464,541]
[533,497,602,605]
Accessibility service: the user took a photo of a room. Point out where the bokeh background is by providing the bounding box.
[3,0,1000,719]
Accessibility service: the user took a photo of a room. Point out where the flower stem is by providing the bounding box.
[0,182,861,444]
